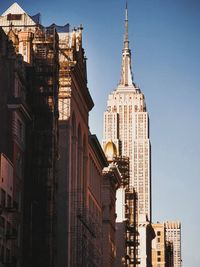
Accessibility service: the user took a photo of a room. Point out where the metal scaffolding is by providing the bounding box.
[23,25,59,267]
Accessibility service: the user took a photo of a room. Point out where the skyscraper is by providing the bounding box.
[102,5,154,266]
[165,221,182,267]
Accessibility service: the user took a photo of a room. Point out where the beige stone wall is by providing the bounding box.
[152,223,166,267]
[102,165,120,267]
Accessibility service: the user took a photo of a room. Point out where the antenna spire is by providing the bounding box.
[119,2,134,86]
[124,1,129,50]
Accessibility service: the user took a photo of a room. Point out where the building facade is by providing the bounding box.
[102,6,154,266]
[165,221,181,267]
[102,161,121,267]
[56,22,93,267]
[1,3,122,267]
[87,134,120,266]
[103,143,138,267]
[56,21,120,267]
[152,222,180,267]
[0,26,30,267]
[0,3,59,267]
[165,241,174,267]
[0,154,14,266]
[103,144,125,267]
[152,223,166,267]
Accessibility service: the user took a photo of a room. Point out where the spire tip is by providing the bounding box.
[125,1,128,21]
[119,1,134,86]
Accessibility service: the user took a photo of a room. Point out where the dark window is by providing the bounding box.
[6,222,11,235]
[0,216,5,228]
[157,231,161,236]
[6,248,11,263]
[1,189,6,207]
[0,245,4,262]
[7,14,22,20]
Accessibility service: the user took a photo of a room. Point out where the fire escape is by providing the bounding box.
[0,198,18,267]
[113,156,139,267]
[24,25,59,267]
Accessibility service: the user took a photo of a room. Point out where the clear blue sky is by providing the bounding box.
[1,1,200,266]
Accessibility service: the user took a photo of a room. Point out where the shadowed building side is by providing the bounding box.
[0,27,31,267]
[0,3,59,267]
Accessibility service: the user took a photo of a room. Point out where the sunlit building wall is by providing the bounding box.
[165,221,182,267]
[152,223,166,267]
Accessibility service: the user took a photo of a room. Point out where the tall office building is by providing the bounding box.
[165,221,182,267]
[103,5,154,266]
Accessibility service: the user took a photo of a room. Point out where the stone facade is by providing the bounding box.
[56,23,121,266]
[165,221,181,267]
[0,3,59,267]
[56,22,94,266]
[102,164,121,267]
[0,3,126,267]
[0,27,29,266]
[152,223,166,267]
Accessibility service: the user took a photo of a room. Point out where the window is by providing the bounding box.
[7,14,22,20]
[0,245,4,262]
[0,216,5,229]
[6,221,11,235]
[157,231,161,236]
[157,251,161,256]
[1,189,6,207]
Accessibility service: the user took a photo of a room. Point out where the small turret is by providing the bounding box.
[104,141,118,162]
[76,24,83,51]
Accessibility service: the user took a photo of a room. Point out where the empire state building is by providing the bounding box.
[102,5,154,266]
